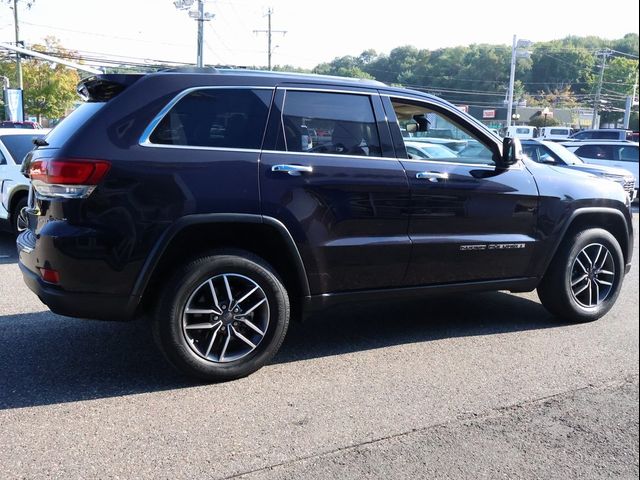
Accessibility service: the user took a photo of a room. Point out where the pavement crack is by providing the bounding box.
[222,375,639,480]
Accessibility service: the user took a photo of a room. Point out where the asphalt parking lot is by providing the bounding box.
[0,211,638,479]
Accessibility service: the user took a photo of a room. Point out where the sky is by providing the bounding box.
[1,0,639,71]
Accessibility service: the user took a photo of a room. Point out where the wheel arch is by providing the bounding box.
[133,214,310,316]
[541,207,631,277]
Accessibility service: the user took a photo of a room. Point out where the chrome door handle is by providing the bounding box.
[416,171,449,182]
[272,164,313,176]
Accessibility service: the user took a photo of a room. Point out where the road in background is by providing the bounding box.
[0,212,638,479]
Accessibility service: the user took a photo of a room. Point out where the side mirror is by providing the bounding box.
[501,137,523,166]
[406,122,418,134]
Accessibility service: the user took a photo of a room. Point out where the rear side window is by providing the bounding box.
[618,145,639,162]
[572,131,591,140]
[575,144,615,160]
[278,90,381,156]
[550,129,568,135]
[149,88,272,150]
[592,131,619,140]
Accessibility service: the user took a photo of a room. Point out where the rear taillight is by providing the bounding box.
[29,158,111,199]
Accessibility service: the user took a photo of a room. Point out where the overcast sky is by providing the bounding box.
[1,0,639,70]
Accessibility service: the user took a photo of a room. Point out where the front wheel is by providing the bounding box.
[538,228,625,323]
[153,251,290,381]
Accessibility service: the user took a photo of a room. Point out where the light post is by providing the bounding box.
[174,0,215,68]
[542,107,551,128]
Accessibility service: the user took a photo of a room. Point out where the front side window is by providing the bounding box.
[392,99,495,165]
[149,88,272,149]
[278,90,381,156]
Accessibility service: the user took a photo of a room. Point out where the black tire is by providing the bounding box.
[538,228,624,323]
[152,250,289,381]
[11,196,27,235]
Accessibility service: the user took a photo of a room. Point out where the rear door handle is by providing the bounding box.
[416,171,449,182]
[272,164,313,176]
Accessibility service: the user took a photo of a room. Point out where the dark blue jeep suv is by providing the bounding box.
[17,69,634,381]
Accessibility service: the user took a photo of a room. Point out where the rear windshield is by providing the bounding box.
[0,134,45,164]
[43,102,105,148]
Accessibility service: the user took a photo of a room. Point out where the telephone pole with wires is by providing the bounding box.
[591,49,612,129]
[253,8,286,70]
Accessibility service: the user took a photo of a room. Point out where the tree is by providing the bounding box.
[0,37,80,122]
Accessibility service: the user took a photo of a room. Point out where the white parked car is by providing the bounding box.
[539,126,572,142]
[0,128,49,233]
[562,140,639,199]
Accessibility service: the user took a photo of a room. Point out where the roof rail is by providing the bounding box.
[158,66,219,74]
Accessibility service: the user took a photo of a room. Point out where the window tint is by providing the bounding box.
[392,99,495,165]
[618,146,639,163]
[575,144,614,160]
[149,89,272,149]
[279,91,381,156]
[592,131,619,140]
[550,129,569,135]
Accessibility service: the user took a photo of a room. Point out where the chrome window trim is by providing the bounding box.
[261,149,393,163]
[280,86,377,96]
[138,86,275,148]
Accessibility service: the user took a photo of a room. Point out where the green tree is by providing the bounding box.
[4,37,80,122]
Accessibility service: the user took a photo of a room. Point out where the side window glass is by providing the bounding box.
[149,88,272,149]
[576,145,607,159]
[0,150,6,165]
[391,99,494,165]
[618,146,639,162]
[594,131,618,140]
[279,91,381,157]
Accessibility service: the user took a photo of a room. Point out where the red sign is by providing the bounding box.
[482,109,496,119]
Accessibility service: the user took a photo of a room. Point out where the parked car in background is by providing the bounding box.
[562,140,639,199]
[0,128,48,233]
[539,127,572,142]
[567,129,634,141]
[501,125,538,139]
[522,140,636,201]
[0,121,42,129]
[403,140,457,160]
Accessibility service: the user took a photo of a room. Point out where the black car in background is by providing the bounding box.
[17,69,634,381]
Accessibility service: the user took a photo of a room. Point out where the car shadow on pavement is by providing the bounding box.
[0,291,565,410]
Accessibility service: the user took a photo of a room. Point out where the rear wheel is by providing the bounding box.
[538,228,624,323]
[11,196,27,235]
[153,250,290,381]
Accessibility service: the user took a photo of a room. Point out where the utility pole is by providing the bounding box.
[254,8,286,70]
[505,36,532,127]
[13,0,23,90]
[506,35,517,128]
[591,49,611,129]
[623,69,638,129]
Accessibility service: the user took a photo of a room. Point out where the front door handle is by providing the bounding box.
[272,164,313,176]
[416,171,449,182]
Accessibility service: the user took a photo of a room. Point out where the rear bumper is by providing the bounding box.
[17,228,140,321]
[19,262,139,321]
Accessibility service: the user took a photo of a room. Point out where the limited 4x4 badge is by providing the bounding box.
[460,243,526,251]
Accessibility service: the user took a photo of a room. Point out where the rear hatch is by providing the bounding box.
[20,74,143,235]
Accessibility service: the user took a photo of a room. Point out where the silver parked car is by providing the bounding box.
[0,128,48,233]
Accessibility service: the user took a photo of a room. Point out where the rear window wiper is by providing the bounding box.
[33,138,49,147]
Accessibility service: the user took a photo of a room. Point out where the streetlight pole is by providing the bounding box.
[196,0,204,67]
